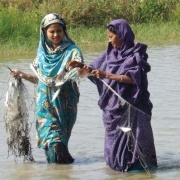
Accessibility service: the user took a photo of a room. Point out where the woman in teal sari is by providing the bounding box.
[11,13,84,164]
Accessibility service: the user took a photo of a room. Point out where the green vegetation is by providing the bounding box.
[0,0,180,55]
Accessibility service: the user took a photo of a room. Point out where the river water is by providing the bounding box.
[0,45,180,180]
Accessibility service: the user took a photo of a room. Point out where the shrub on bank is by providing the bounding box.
[0,0,180,54]
[0,0,179,25]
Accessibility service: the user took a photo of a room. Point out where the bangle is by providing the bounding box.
[120,75,122,82]
[105,73,109,78]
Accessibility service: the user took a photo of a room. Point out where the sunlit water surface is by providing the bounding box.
[0,45,180,180]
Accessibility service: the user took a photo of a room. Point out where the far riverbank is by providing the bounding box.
[1,21,180,56]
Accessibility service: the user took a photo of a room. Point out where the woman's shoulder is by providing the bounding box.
[133,42,147,53]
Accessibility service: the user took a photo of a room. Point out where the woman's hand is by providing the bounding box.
[68,60,84,69]
[10,69,25,79]
[67,60,93,77]
[78,65,90,77]
[91,70,134,84]
[66,60,85,72]
[10,69,38,84]
[91,70,107,79]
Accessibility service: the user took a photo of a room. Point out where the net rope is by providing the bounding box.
[100,79,157,177]
[1,67,158,175]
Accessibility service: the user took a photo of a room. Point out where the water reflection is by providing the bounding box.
[0,45,180,180]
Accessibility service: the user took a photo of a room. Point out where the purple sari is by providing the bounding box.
[88,19,157,172]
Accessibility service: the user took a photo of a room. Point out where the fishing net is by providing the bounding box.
[61,60,157,176]
[3,66,82,162]
[3,77,34,162]
[101,79,157,177]
[51,67,85,102]
[119,103,157,175]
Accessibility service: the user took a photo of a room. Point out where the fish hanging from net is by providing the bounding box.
[3,76,34,162]
[30,61,86,102]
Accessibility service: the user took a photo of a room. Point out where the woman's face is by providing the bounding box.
[45,23,64,49]
[106,29,121,49]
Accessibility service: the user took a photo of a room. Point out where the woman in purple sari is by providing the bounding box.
[70,19,157,172]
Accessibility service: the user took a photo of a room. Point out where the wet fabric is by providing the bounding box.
[45,143,74,164]
[35,80,80,163]
[88,19,157,171]
[31,13,83,163]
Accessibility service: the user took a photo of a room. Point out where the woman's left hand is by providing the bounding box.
[91,70,106,79]
[68,60,84,69]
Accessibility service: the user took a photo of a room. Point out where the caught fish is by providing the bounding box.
[55,67,80,86]
[4,77,34,162]
[116,125,131,133]
[51,67,80,102]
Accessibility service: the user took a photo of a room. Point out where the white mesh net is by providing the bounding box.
[3,77,34,162]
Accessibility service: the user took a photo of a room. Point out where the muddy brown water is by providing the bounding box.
[0,45,180,180]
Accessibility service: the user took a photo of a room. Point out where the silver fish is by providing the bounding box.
[51,67,80,102]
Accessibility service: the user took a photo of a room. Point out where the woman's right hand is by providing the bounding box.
[91,70,107,79]
[10,69,38,84]
[10,69,25,79]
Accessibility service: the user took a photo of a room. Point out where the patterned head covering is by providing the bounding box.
[40,13,73,49]
[31,13,76,81]
[41,13,66,30]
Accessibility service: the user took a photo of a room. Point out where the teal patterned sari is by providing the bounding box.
[30,13,84,163]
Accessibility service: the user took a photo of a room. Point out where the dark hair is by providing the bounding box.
[107,25,116,34]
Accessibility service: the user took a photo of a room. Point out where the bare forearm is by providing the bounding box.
[11,69,38,84]
[105,73,134,84]
[22,73,38,84]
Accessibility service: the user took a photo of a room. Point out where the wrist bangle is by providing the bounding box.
[120,75,122,82]
[105,73,109,78]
